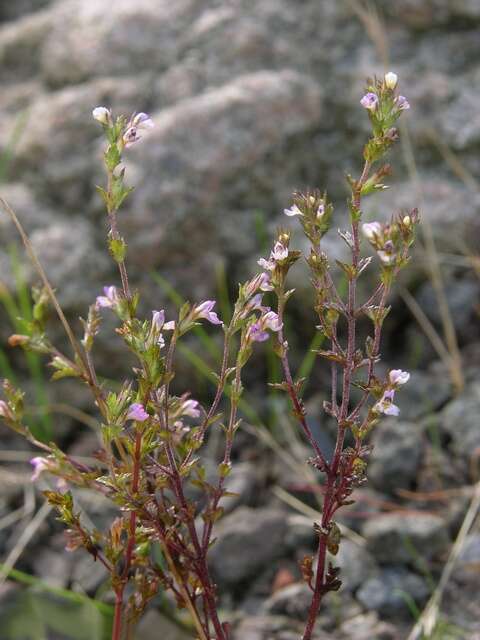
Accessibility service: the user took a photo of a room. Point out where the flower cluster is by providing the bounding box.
[372,369,410,416]
[362,209,419,267]
[0,73,418,640]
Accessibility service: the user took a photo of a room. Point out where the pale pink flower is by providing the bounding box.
[194,300,223,326]
[389,369,410,386]
[96,286,119,309]
[271,242,288,261]
[30,457,50,481]
[127,403,149,422]
[360,92,379,110]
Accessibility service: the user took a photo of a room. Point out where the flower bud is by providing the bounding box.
[384,72,398,90]
[92,106,112,126]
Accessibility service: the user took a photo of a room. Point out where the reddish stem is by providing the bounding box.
[111,429,142,640]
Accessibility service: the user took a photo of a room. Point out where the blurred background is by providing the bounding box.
[0,1,479,639]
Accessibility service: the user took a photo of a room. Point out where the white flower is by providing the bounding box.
[377,250,396,265]
[271,241,288,261]
[389,369,410,386]
[132,112,154,129]
[373,390,400,416]
[181,399,201,419]
[284,204,303,217]
[362,222,383,242]
[258,257,275,271]
[384,72,398,90]
[92,106,111,125]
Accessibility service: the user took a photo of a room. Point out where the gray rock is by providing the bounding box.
[220,461,258,513]
[414,277,479,341]
[232,615,333,640]
[439,383,480,467]
[394,370,452,421]
[0,0,52,23]
[0,9,52,81]
[284,514,316,551]
[134,609,192,640]
[335,539,378,593]
[262,583,312,620]
[368,420,424,494]
[209,507,289,586]
[356,567,429,617]
[452,533,480,584]
[339,612,397,640]
[363,513,449,565]
[124,70,322,273]
[29,217,110,309]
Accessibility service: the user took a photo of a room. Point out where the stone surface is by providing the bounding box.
[356,567,429,617]
[262,583,312,620]
[209,507,289,586]
[363,512,449,565]
[368,420,424,494]
[339,612,398,640]
[335,539,378,593]
[439,382,480,469]
[134,609,192,640]
[232,615,334,640]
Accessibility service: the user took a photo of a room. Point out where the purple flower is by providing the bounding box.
[247,310,283,343]
[194,300,223,326]
[127,403,149,422]
[316,203,325,219]
[259,272,274,292]
[247,322,270,343]
[181,399,201,419]
[262,310,283,332]
[395,95,410,111]
[246,293,264,312]
[30,456,50,481]
[389,369,410,386]
[96,285,118,309]
[284,204,303,217]
[360,92,379,111]
[152,309,165,329]
[373,389,400,416]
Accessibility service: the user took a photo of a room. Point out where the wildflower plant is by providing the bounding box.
[0,73,417,640]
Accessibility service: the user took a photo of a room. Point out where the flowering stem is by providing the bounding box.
[112,428,142,640]
[302,160,371,640]
[108,209,131,301]
[276,295,329,473]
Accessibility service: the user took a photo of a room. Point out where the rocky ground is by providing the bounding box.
[0,1,479,639]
